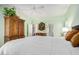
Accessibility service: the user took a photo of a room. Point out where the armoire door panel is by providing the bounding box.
[18,20,25,38]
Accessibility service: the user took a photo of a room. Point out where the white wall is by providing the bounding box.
[72,5,79,26]
[64,5,79,27]
[63,5,78,31]
[0,13,4,47]
[23,16,65,37]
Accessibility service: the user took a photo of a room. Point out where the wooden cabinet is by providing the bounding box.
[4,16,25,43]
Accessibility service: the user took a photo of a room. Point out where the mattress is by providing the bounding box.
[0,36,79,55]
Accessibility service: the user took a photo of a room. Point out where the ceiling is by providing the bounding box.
[0,4,70,18]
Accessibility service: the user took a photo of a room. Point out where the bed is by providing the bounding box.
[0,36,79,55]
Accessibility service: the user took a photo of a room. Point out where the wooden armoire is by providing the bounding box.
[4,16,25,43]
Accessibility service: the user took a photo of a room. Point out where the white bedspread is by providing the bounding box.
[0,36,79,55]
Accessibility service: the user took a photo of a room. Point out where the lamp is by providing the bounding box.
[62,27,69,33]
[62,27,71,36]
[62,27,69,36]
